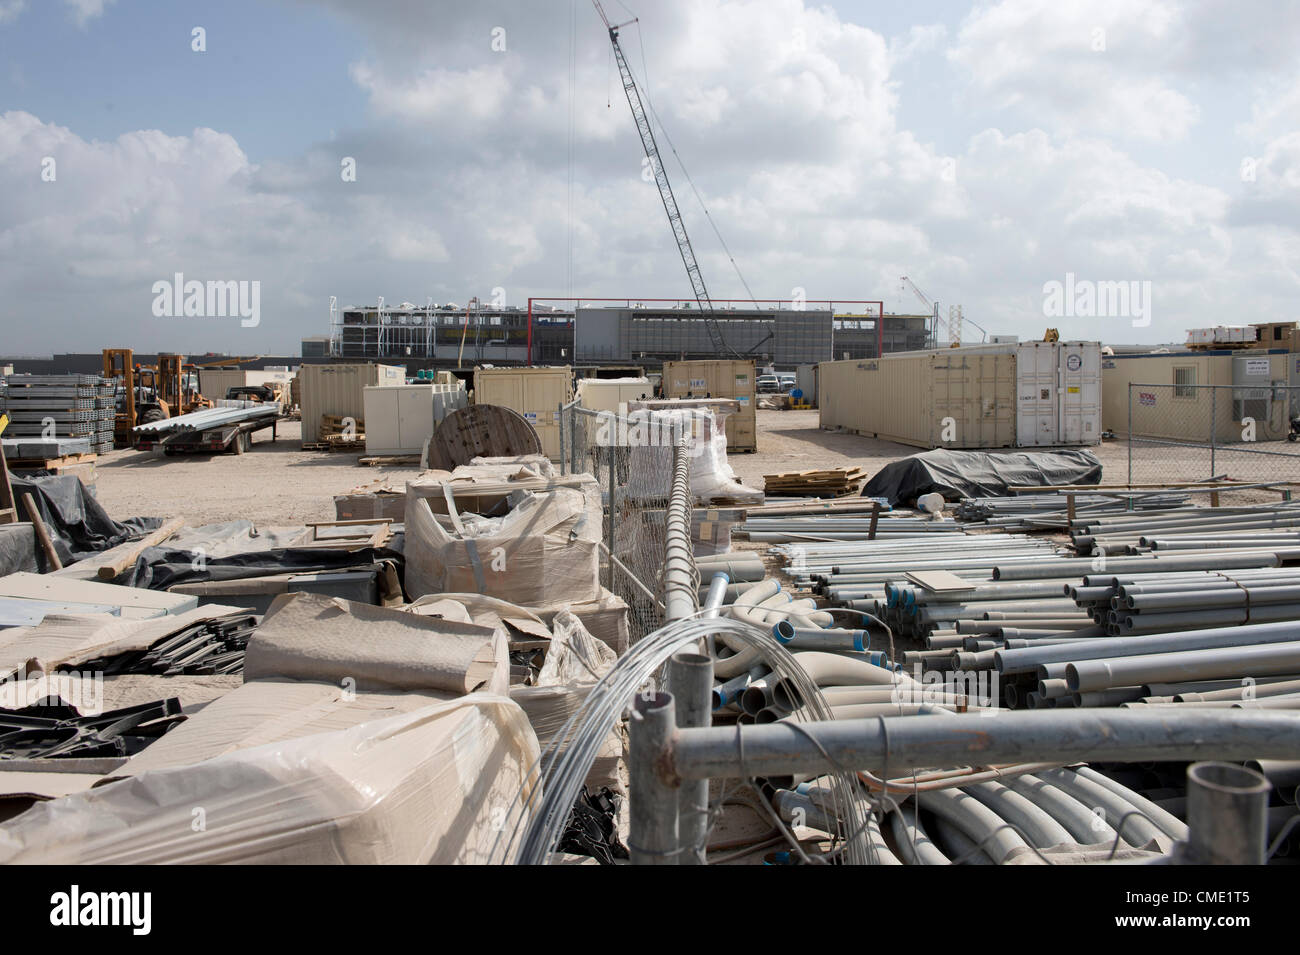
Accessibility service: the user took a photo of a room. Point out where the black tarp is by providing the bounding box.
[8,473,160,565]
[125,544,405,593]
[861,448,1103,505]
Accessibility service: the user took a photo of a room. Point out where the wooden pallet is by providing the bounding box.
[7,452,98,470]
[763,466,866,497]
[359,454,421,467]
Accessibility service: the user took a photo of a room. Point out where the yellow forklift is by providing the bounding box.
[102,350,211,446]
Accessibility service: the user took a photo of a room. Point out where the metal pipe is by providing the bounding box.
[665,710,1300,782]
[629,691,678,865]
[668,653,713,865]
[1184,762,1270,864]
[662,444,698,622]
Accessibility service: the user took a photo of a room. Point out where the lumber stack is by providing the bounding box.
[762,466,866,498]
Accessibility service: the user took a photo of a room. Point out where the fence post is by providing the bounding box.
[1127,384,1133,486]
[1210,386,1217,479]
[605,442,615,591]
[558,403,567,476]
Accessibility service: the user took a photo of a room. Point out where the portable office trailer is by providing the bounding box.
[575,377,652,414]
[472,366,573,460]
[300,363,404,444]
[1103,349,1292,442]
[819,341,1101,449]
[660,359,757,451]
[363,382,468,456]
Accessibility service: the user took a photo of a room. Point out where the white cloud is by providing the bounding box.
[0,1,26,26]
[63,0,115,27]
[948,0,1199,141]
[3,0,1299,353]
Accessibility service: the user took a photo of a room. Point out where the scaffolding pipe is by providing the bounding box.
[662,444,698,622]
[1184,762,1270,864]
[664,710,1300,782]
[668,653,713,865]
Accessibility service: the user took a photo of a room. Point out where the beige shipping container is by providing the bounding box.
[473,366,573,460]
[575,377,652,413]
[819,351,1017,449]
[198,368,294,401]
[300,363,405,444]
[661,359,757,451]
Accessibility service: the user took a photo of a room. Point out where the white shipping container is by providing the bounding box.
[1014,341,1101,447]
[575,377,652,413]
[363,382,468,456]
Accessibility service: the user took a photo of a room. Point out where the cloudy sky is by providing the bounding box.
[1,0,1297,355]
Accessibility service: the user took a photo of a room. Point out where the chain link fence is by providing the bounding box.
[1126,383,1300,496]
[559,401,696,642]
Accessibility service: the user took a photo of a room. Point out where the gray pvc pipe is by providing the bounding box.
[1030,768,1168,849]
[996,620,1300,675]
[1007,773,1120,846]
[1072,766,1188,842]
[928,815,995,865]
[1068,640,1300,693]
[966,780,1075,849]
[888,805,950,865]
[917,787,1032,864]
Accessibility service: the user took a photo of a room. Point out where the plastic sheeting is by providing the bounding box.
[622,407,762,504]
[0,695,539,864]
[245,592,508,695]
[861,448,1104,504]
[405,486,601,606]
[8,473,159,565]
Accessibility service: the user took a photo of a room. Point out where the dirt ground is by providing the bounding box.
[91,408,1165,526]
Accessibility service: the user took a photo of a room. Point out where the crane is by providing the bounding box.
[593,1,735,356]
[900,275,940,348]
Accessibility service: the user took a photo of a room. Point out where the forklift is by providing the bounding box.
[102,349,212,446]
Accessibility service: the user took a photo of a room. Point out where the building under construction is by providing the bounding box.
[328,298,930,368]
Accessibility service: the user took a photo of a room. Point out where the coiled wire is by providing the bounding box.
[492,614,870,864]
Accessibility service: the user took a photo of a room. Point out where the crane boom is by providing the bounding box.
[594,1,733,355]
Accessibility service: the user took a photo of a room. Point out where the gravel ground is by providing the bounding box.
[90,408,1259,526]
[92,419,423,525]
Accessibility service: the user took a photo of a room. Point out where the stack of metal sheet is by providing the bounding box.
[0,374,115,454]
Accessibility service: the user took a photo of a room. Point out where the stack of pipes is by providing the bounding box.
[736,514,965,544]
[1069,502,1300,556]
[692,562,993,726]
[957,491,1189,531]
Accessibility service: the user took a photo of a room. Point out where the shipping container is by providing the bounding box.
[197,368,295,401]
[363,381,468,456]
[472,366,573,460]
[661,359,757,451]
[1015,341,1101,446]
[575,376,652,413]
[300,363,405,445]
[819,342,1101,449]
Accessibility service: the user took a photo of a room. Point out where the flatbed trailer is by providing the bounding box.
[135,413,283,455]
